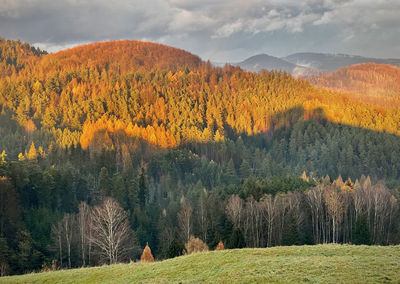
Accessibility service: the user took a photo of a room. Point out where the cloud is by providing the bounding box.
[0,0,399,61]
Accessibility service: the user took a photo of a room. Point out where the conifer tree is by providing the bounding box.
[215,241,224,250]
[140,243,155,262]
[27,142,37,160]
[138,168,148,208]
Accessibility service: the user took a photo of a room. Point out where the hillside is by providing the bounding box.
[25,40,202,76]
[309,63,400,106]
[0,37,45,76]
[284,52,400,71]
[1,245,399,283]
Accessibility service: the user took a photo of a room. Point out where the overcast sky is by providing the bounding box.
[1,0,399,62]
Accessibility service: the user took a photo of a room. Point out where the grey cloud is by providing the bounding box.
[0,0,399,61]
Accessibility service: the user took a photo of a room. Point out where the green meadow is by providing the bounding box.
[1,244,399,284]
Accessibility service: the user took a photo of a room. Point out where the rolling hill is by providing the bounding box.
[1,245,399,283]
[284,52,400,71]
[25,40,202,76]
[308,63,400,106]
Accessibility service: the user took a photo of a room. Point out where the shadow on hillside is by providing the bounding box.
[80,106,400,182]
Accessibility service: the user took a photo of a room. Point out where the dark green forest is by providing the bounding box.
[0,38,399,276]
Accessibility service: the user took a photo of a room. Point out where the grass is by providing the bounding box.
[1,244,399,283]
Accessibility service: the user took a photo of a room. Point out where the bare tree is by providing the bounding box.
[261,194,277,247]
[286,191,303,229]
[242,197,263,247]
[341,189,354,243]
[324,185,344,243]
[387,196,398,244]
[274,194,289,246]
[353,185,366,222]
[51,222,63,267]
[371,182,391,244]
[306,185,325,244]
[77,202,90,267]
[283,192,304,244]
[225,194,243,229]
[178,202,193,242]
[61,214,75,268]
[197,189,209,242]
[89,198,135,264]
[0,261,9,277]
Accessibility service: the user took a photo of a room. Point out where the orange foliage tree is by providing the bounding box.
[140,243,155,262]
[215,241,224,250]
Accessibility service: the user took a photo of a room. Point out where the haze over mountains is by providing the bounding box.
[235,52,400,75]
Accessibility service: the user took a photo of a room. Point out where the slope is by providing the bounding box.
[284,52,400,71]
[1,245,399,283]
[309,63,400,106]
[0,37,45,76]
[28,40,202,76]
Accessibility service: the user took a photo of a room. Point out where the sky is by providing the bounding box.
[1,0,399,62]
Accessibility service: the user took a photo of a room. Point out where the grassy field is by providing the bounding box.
[1,244,399,283]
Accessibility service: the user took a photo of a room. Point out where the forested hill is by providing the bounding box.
[1,39,399,153]
[309,63,400,106]
[31,40,202,75]
[0,38,399,276]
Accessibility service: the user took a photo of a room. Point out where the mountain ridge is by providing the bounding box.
[283,52,400,71]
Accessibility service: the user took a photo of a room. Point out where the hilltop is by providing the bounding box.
[22,40,202,76]
[1,245,399,283]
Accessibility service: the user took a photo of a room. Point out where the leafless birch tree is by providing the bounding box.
[177,202,193,243]
[226,194,243,229]
[61,213,75,268]
[78,202,90,267]
[89,198,135,264]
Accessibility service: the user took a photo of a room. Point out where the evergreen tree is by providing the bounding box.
[27,142,38,160]
[227,228,246,249]
[138,168,148,208]
[352,217,371,245]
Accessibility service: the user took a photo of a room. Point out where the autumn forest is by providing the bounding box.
[0,38,399,276]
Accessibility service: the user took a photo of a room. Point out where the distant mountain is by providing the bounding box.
[283,52,400,71]
[235,54,319,76]
[236,54,296,72]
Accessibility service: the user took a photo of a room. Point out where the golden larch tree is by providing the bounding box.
[140,243,155,262]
